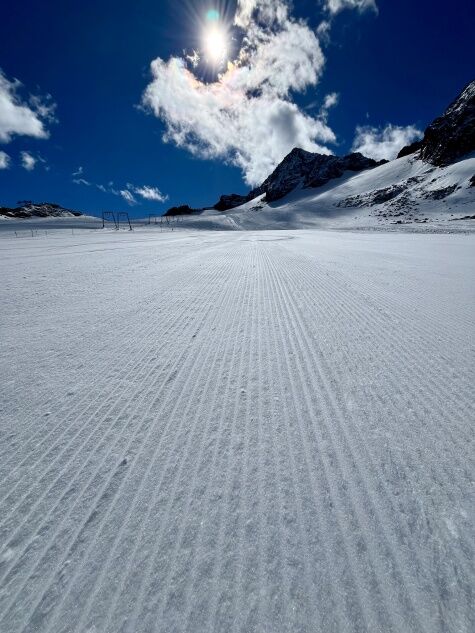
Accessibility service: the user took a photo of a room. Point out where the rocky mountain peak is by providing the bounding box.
[212,149,386,210]
[398,79,475,165]
[248,150,386,203]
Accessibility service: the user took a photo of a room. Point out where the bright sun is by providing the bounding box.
[203,26,228,64]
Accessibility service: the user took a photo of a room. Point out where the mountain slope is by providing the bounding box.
[232,152,475,230]
[0,202,83,220]
[186,80,475,230]
[176,152,474,231]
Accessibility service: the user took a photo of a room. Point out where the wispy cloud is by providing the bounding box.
[73,177,91,186]
[73,170,167,205]
[0,150,10,169]
[352,124,422,161]
[0,69,56,143]
[320,92,339,121]
[120,190,137,205]
[20,151,39,171]
[128,184,168,203]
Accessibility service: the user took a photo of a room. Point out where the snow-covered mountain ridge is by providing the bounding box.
[177,152,470,231]
[179,80,474,230]
[0,202,83,219]
[249,150,387,203]
[212,151,386,211]
[215,79,475,211]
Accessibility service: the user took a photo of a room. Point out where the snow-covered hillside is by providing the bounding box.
[171,153,475,231]
[0,202,84,220]
[235,152,475,228]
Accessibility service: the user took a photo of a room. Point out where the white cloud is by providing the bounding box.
[352,124,422,161]
[142,0,335,186]
[319,92,339,121]
[20,151,37,171]
[72,166,83,177]
[0,69,56,143]
[0,150,10,169]
[120,190,137,205]
[119,185,168,205]
[185,51,201,68]
[234,23,325,97]
[323,93,339,110]
[129,185,168,203]
[325,0,378,15]
[234,0,289,29]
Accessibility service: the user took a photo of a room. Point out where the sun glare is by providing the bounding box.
[203,25,228,64]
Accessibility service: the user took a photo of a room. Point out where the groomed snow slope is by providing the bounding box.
[1,229,474,633]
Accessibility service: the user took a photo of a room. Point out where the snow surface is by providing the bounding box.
[0,228,474,633]
[0,215,103,230]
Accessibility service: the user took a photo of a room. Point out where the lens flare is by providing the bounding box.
[206,9,220,22]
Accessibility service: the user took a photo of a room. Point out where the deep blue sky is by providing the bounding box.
[0,0,473,217]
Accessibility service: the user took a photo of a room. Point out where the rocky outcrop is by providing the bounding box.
[164,204,201,216]
[0,202,82,219]
[213,194,249,212]
[248,148,317,202]
[306,153,387,189]
[398,80,475,165]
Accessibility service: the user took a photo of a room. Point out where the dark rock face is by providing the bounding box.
[469,174,475,187]
[248,149,386,203]
[164,204,201,216]
[0,202,82,219]
[398,80,475,165]
[213,194,249,211]
[421,80,475,165]
[306,153,388,189]
[397,140,423,159]
[248,148,317,202]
